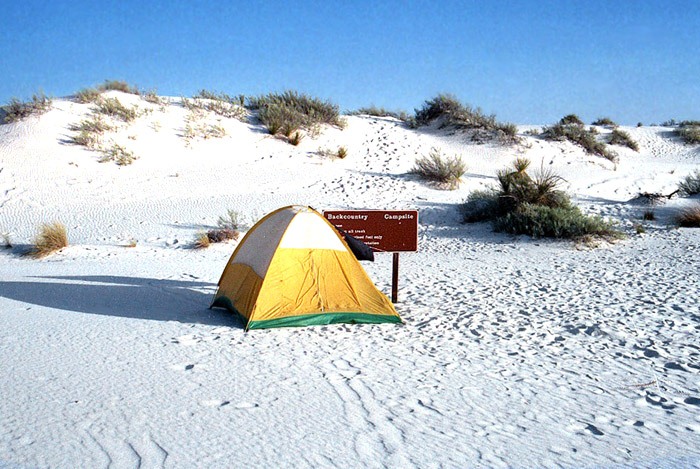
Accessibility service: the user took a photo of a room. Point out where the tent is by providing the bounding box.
[210,205,402,330]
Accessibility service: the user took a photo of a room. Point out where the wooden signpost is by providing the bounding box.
[324,210,418,303]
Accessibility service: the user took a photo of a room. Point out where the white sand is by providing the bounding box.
[1,93,699,468]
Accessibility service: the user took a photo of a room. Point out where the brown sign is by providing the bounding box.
[324,210,418,252]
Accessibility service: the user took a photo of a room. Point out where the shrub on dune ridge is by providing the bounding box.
[559,114,584,125]
[2,92,52,123]
[31,222,68,258]
[349,106,409,121]
[541,120,617,162]
[74,87,102,104]
[462,158,621,240]
[413,94,518,143]
[250,91,342,140]
[411,147,466,190]
[94,96,138,122]
[609,128,639,151]
[677,124,700,145]
[592,117,618,127]
[98,80,140,95]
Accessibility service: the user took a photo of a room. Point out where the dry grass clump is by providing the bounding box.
[349,106,409,121]
[413,94,517,143]
[183,116,227,145]
[678,170,700,196]
[609,128,639,151]
[677,123,700,145]
[2,92,52,123]
[463,158,620,240]
[592,117,618,127]
[184,90,247,120]
[250,91,342,142]
[31,222,68,258]
[99,143,137,165]
[411,147,466,190]
[196,210,243,248]
[676,204,700,227]
[541,119,617,162]
[94,96,138,122]
[75,87,102,104]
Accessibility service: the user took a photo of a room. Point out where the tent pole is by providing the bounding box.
[391,252,399,303]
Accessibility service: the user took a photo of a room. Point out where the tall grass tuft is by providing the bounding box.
[2,92,52,123]
[75,87,102,103]
[94,97,138,122]
[31,222,68,258]
[98,80,140,95]
[251,91,342,136]
[411,147,466,189]
[676,204,700,227]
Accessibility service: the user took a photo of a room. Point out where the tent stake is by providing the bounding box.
[391,252,399,303]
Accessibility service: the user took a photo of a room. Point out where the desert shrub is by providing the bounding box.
[142,89,169,106]
[411,147,466,189]
[349,106,409,121]
[677,124,700,145]
[187,90,247,120]
[251,91,341,135]
[69,115,113,134]
[676,204,700,227]
[336,146,348,159]
[31,222,68,258]
[2,92,52,123]
[98,80,139,94]
[493,203,619,239]
[194,232,211,248]
[75,87,101,103]
[94,97,138,122]
[99,144,137,165]
[637,122,643,127]
[71,130,101,148]
[609,128,639,151]
[592,117,617,126]
[678,170,700,196]
[559,114,584,125]
[542,122,617,162]
[463,158,620,240]
[413,94,517,142]
[642,209,656,221]
[217,209,241,230]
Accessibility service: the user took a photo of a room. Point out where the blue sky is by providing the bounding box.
[2,0,698,124]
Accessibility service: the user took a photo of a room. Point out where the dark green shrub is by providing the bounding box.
[677,124,700,144]
[2,92,52,123]
[98,80,139,94]
[592,117,617,126]
[678,170,700,196]
[559,114,584,125]
[75,87,101,103]
[462,189,501,222]
[493,203,619,239]
[609,129,639,151]
[411,147,466,189]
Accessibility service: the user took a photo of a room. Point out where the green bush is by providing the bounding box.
[463,158,621,240]
[592,117,617,126]
[677,124,700,144]
[542,122,617,162]
[493,203,619,239]
[678,170,700,196]
[2,92,52,123]
[559,114,584,125]
[411,147,466,189]
[413,94,517,142]
[75,87,102,103]
[609,128,639,151]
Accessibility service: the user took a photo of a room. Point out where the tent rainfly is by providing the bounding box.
[211,205,402,330]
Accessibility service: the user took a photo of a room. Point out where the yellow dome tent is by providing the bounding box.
[211,205,402,330]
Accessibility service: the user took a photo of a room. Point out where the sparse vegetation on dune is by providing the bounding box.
[2,92,52,123]
[348,106,409,121]
[463,158,621,240]
[592,117,617,127]
[196,209,243,248]
[98,80,140,95]
[609,128,639,151]
[31,222,68,258]
[74,87,102,104]
[99,143,137,165]
[676,204,700,227]
[411,147,466,190]
[677,122,700,145]
[541,118,618,162]
[183,90,247,120]
[413,94,518,143]
[94,96,138,122]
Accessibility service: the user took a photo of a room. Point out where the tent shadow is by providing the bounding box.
[0,275,244,328]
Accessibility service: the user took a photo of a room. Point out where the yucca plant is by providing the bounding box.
[31,222,68,258]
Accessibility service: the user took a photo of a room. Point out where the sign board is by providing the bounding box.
[324,210,418,252]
